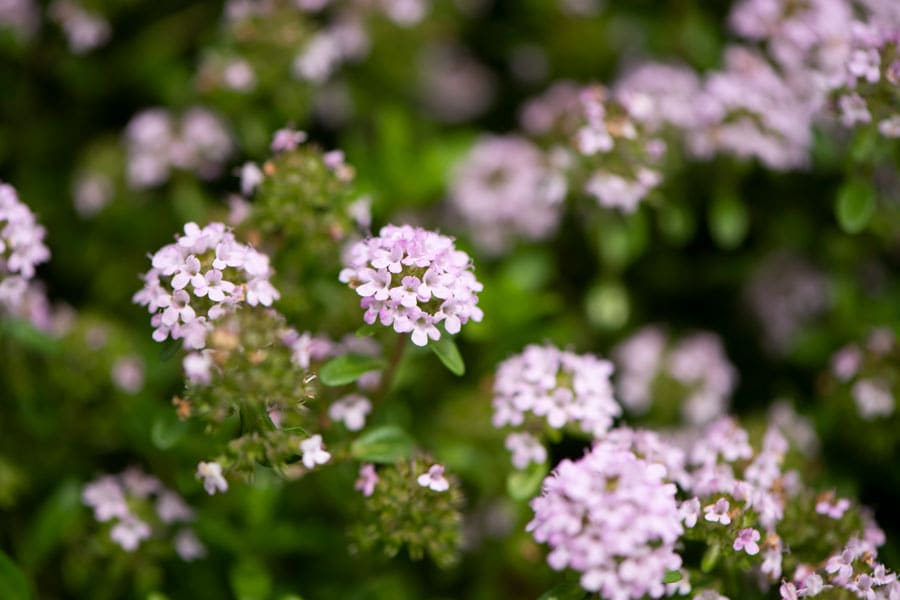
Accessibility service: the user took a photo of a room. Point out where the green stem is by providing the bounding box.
[377,334,408,401]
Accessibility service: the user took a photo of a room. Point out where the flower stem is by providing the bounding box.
[378,334,408,400]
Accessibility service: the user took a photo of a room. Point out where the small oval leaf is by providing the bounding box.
[350,426,414,464]
[506,461,547,501]
[429,336,465,376]
[318,354,384,387]
[708,193,749,249]
[151,413,188,450]
[836,179,876,234]
[663,570,683,584]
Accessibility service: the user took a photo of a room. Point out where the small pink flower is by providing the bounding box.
[196,461,228,495]
[816,494,851,519]
[355,464,378,497]
[733,528,760,555]
[417,464,449,492]
[704,498,731,525]
[300,434,331,469]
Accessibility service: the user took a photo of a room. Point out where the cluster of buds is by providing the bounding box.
[350,456,462,569]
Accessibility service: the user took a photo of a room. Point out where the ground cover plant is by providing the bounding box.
[2,0,900,598]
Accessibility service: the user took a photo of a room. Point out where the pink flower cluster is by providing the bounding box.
[729,0,852,83]
[83,467,205,560]
[781,532,898,598]
[450,135,566,253]
[689,419,790,532]
[49,0,110,54]
[691,47,815,170]
[575,86,664,212]
[289,0,427,85]
[339,224,483,346]
[520,82,664,213]
[527,428,684,598]
[745,254,830,354]
[124,108,233,189]
[492,344,621,439]
[612,327,736,425]
[830,328,896,420]
[832,25,900,137]
[133,222,279,381]
[0,182,50,314]
[0,0,38,39]
[614,63,704,135]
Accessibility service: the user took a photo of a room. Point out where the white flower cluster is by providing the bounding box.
[340,224,483,346]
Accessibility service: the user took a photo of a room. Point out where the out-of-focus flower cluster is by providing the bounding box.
[449,135,565,253]
[48,0,110,54]
[124,108,232,189]
[829,328,897,420]
[612,326,737,425]
[340,224,483,346]
[523,83,665,213]
[492,344,620,461]
[0,182,50,316]
[83,467,205,560]
[745,254,831,355]
[831,25,900,137]
[0,0,38,39]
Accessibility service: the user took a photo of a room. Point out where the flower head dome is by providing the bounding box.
[339,224,483,346]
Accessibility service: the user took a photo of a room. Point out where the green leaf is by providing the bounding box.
[230,558,272,600]
[158,337,180,362]
[19,480,82,569]
[0,550,31,600]
[537,581,587,600]
[657,200,696,246]
[584,281,630,331]
[151,412,188,450]
[708,193,749,249]
[318,354,384,386]
[428,336,464,376]
[350,426,414,464]
[701,543,721,573]
[662,570,683,584]
[506,461,547,501]
[0,319,60,355]
[835,179,876,234]
[355,324,378,338]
